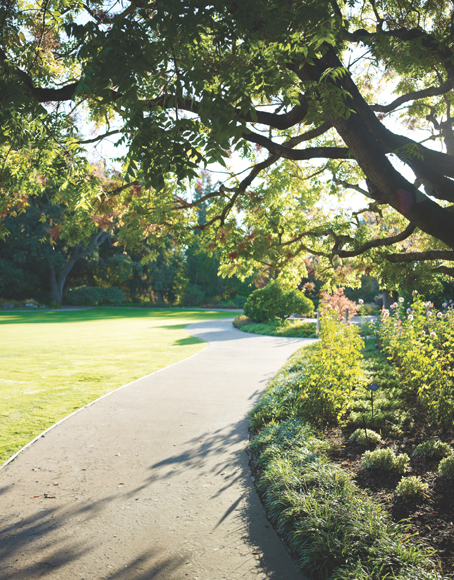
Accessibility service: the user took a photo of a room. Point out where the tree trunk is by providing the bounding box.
[47,232,111,305]
[49,265,64,305]
[382,290,398,309]
[48,244,85,304]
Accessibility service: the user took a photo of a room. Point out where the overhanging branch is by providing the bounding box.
[333,222,417,258]
[371,82,452,114]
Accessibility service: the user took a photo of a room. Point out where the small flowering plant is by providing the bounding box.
[377,294,454,429]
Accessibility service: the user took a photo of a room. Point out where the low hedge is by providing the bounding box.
[64,286,125,306]
[248,346,446,580]
[233,316,317,338]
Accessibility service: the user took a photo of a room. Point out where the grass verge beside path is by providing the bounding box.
[248,345,446,580]
[0,307,230,464]
[234,315,317,338]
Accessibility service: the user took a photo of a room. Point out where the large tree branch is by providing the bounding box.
[242,131,350,160]
[319,49,454,202]
[333,223,417,258]
[344,27,453,64]
[432,265,454,276]
[385,250,454,263]
[371,82,452,114]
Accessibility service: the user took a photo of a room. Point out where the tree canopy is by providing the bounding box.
[2,0,454,287]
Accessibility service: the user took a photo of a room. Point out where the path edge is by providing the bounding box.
[0,338,210,472]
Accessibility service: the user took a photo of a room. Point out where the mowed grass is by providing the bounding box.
[0,307,231,464]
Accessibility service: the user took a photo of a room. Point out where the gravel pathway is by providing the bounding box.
[0,318,313,580]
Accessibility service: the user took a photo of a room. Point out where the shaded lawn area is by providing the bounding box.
[0,307,231,464]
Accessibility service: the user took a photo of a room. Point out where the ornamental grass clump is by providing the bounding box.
[299,308,365,424]
[395,476,428,498]
[378,295,454,430]
[438,455,454,479]
[350,428,381,446]
[361,448,409,473]
[413,439,453,460]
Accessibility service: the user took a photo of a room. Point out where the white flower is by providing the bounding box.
[437,312,442,318]
[427,311,432,317]
[430,331,436,338]
[408,315,414,321]
[421,330,425,335]
[412,290,418,296]
[391,302,398,309]
[399,297,404,302]
[358,299,364,304]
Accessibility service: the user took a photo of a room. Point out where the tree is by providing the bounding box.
[0,193,111,304]
[3,0,454,281]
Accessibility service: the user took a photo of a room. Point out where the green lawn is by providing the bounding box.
[0,307,230,464]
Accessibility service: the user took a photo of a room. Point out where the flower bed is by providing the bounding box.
[248,298,454,579]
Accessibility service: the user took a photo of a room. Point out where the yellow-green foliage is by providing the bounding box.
[299,310,364,424]
[232,314,253,329]
[378,297,454,429]
[413,439,452,460]
[361,448,409,474]
[350,428,381,446]
[395,476,428,497]
[438,455,454,479]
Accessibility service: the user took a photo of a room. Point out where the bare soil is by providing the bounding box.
[325,427,454,577]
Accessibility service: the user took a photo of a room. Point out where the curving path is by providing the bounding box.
[0,319,313,580]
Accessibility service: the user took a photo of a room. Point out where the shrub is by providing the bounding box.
[64,286,125,306]
[244,279,313,323]
[49,300,62,309]
[299,310,364,424]
[361,448,409,473]
[439,455,454,479]
[350,428,381,446]
[320,288,359,321]
[232,314,253,329]
[395,476,428,498]
[413,439,452,460]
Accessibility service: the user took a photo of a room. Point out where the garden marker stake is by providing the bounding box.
[369,382,380,426]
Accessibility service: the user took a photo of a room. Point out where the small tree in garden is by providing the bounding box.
[244,280,313,323]
[319,288,359,321]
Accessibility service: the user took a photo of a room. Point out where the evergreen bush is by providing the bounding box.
[438,455,454,479]
[244,280,313,323]
[361,448,409,474]
[413,440,452,460]
[395,476,428,498]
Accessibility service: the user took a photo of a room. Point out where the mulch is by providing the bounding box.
[325,427,454,577]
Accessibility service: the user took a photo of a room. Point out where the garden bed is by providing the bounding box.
[248,300,454,579]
